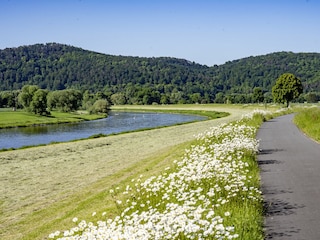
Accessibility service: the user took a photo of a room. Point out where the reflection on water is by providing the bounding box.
[20,125,50,134]
[0,111,206,150]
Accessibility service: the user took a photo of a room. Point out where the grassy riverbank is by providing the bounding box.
[0,109,105,129]
[0,104,279,239]
[0,106,229,152]
[0,104,261,129]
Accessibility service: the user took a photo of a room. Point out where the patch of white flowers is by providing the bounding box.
[50,110,270,240]
[240,109,271,121]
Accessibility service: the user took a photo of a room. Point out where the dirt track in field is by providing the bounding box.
[0,105,252,236]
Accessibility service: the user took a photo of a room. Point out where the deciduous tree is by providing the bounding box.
[18,85,39,110]
[91,99,110,114]
[253,87,264,103]
[30,89,49,115]
[272,73,303,107]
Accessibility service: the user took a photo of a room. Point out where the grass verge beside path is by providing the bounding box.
[293,106,320,143]
[0,105,267,239]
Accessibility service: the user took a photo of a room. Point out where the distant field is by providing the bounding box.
[0,104,267,239]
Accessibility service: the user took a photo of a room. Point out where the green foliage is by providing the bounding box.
[18,85,39,110]
[110,93,126,105]
[272,73,303,107]
[30,89,50,115]
[91,99,110,114]
[304,92,320,103]
[1,44,320,105]
[17,84,50,115]
[0,90,20,108]
[253,87,264,103]
[214,92,225,103]
[47,89,82,112]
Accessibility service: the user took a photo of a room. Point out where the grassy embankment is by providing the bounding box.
[48,108,276,240]
[0,104,278,239]
[0,109,105,129]
[294,105,320,142]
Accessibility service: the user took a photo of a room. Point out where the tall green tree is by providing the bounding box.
[214,92,225,104]
[253,87,264,103]
[272,73,303,107]
[0,90,20,108]
[110,93,126,105]
[18,85,39,110]
[47,89,82,112]
[91,99,110,114]
[30,89,49,115]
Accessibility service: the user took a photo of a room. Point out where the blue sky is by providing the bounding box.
[1,0,319,66]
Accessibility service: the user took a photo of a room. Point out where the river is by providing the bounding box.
[0,111,206,150]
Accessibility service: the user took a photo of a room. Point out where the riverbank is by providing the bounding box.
[0,109,106,129]
[0,106,228,130]
[0,105,265,239]
[0,111,207,151]
[0,108,226,151]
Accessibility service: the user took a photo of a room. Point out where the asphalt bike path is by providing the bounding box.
[257,114,320,240]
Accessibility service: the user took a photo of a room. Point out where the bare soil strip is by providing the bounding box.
[0,105,252,239]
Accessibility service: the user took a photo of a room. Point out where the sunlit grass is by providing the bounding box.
[0,105,283,239]
[49,110,274,240]
[1,105,241,240]
[0,110,105,128]
[294,105,320,142]
[9,142,193,240]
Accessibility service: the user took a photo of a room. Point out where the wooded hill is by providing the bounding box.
[0,43,319,104]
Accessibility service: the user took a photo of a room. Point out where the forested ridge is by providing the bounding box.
[1,43,320,104]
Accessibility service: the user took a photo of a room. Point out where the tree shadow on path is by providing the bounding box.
[258,148,305,239]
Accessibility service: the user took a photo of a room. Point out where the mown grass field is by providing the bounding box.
[0,104,274,239]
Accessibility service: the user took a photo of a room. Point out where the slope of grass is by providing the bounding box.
[0,105,282,239]
[294,106,320,142]
[17,142,193,240]
[49,110,272,240]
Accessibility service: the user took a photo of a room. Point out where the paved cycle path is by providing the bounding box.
[257,114,320,240]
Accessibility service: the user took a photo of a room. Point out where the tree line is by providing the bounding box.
[0,80,316,115]
[0,43,320,105]
[0,85,111,115]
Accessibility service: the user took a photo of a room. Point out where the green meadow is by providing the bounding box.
[0,109,105,129]
[0,104,298,239]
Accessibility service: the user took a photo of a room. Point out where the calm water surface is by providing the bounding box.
[0,111,206,150]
